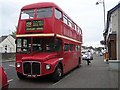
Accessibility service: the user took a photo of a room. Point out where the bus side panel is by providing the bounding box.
[63,51,73,73]
[72,51,78,68]
[63,22,73,38]
[54,18,63,35]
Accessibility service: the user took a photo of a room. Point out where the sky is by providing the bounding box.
[0,0,120,47]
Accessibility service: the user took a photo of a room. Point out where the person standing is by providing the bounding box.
[86,50,91,65]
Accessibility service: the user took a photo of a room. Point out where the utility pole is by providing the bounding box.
[96,0,106,28]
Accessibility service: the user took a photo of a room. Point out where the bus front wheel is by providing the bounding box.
[52,64,63,82]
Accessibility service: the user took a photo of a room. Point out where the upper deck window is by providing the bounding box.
[36,8,52,18]
[63,15,68,25]
[55,9,62,20]
[21,10,34,19]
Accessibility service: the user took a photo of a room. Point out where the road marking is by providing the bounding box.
[52,80,62,86]
[9,65,15,68]
[8,79,13,83]
[64,74,70,79]
[52,74,71,86]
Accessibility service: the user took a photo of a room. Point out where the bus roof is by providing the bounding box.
[22,2,60,10]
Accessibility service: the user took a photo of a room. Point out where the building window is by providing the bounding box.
[10,47,12,52]
[5,45,7,53]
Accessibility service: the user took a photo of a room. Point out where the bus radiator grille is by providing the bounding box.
[23,62,40,75]
[32,62,40,75]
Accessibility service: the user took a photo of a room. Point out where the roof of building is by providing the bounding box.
[0,35,15,43]
[104,3,120,35]
[0,36,7,43]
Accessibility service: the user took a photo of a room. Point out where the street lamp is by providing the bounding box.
[96,0,106,28]
[96,0,107,50]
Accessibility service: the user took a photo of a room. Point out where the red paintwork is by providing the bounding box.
[22,52,58,62]
[0,66,9,90]
[16,2,82,78]
[16,52,61,76]
[22,2,59,10]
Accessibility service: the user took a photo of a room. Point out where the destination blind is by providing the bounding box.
[26,20,44,30]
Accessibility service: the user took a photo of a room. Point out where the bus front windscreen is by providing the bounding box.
[21,10,34,20]
[36,8,52,18]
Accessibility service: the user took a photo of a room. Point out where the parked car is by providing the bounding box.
[82,51,93,60]
[0,66,9,90]
[82,52,88,60]
[99,52,103,56]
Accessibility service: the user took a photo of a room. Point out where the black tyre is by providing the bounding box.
[17,72,26,80]
[52,65,63,82]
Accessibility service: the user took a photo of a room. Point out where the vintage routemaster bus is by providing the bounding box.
[16,2,82,82]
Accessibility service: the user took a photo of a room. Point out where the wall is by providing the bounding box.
[118,8,120,60]
[106,10,118,42]
[109,9,119,60]
[111,10,118,32]
[1,53,15,60]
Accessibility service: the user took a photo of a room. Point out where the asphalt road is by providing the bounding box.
[1,55,119,88]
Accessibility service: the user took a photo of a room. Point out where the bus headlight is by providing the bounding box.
[16,63,21,68]
[46,64,51,70]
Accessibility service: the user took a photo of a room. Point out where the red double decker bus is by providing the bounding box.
[16,2,82,82]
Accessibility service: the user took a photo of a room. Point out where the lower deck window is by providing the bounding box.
[16,37,62,53]
[16,38,31,53]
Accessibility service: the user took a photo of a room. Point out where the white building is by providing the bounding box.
[0,35,16,53]
[104,3,120,71]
